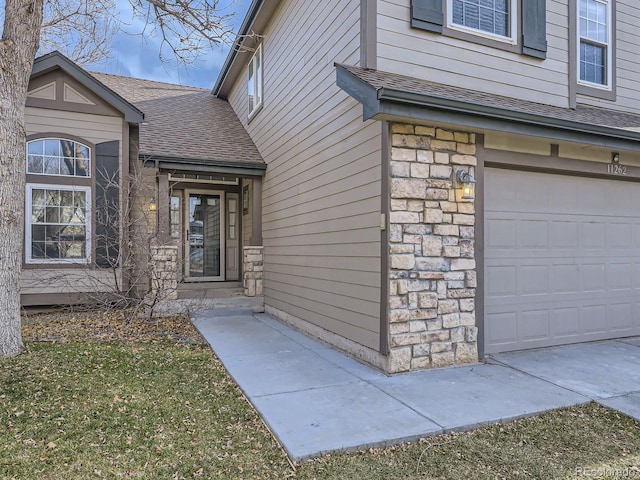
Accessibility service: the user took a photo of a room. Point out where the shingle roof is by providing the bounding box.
[91,73,264,167]
[337,64,640,140]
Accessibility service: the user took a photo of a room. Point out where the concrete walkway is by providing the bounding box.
[191,311,640,463]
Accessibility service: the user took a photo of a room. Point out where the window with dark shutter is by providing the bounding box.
[409,0,548,60]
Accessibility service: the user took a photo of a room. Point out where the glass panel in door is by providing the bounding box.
[188,193,223,279]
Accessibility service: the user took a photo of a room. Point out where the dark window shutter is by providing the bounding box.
[522,0,547,59]
[411,0,444,33]
[95,140,120,268]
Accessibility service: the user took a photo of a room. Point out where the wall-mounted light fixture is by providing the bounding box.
[612,152,620,164]
[149,197,157,212]
[457,170,476,200]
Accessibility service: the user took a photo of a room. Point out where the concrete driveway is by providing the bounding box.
[490,337,640,422]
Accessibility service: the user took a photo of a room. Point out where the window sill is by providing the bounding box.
[248,103,263,124]
[441,26,520,55]
[576,83,616,101]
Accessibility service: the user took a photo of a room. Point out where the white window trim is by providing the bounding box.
[248,44,263,119]
[25,183,92,265]
[26,137,92,178]
[446,0,518,45]
[576,0,612,90]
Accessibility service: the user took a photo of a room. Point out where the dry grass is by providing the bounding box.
[1,311,639,479]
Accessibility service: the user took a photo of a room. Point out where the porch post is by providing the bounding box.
[157,173,171,242]
[250,176,263,246]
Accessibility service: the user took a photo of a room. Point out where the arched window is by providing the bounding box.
[27,138,91,177]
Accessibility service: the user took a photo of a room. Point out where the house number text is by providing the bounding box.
[607,164,627,176]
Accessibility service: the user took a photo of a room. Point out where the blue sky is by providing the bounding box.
[88,1,250,89]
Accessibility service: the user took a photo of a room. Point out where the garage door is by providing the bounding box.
[484,168,640,354]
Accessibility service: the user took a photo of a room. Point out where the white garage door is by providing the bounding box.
[484,168,640,354]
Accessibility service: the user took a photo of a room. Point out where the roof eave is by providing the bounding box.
[32,51,145,124]
[336,64,640,152]
[212,0,282,98]
[141,154,267,177]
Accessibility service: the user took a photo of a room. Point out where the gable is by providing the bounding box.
[27,70,122,118]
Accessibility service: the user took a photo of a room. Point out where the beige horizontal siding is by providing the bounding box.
[377,0,570,108]
[25,107,122,146]
[228,0,383,350]
[21,268,121,295]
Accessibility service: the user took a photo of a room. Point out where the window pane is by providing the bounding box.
[248,58,254,111]
[255,49,262,107]
[43,156,59,175]
[452,0,464,24]
[580,41,606,84]
[579,0,608,42]
[27,185,90,262]
[44,139,61,157]
[170,196,181,239]
[28,155,43,174]
[452,0,509,36]
[28,141,43,156]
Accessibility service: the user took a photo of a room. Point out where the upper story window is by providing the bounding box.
[27,138,91,177]
[248,44,263,118]
[578,0,611,87]
[411,0,547,59]
[449,0,517,43]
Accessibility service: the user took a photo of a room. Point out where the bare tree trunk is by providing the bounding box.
[0,0,44,357]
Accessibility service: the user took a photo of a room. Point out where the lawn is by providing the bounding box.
[1,311,639,479]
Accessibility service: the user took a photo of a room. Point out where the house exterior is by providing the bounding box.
[22,52,265,307]
[24,0,640,374]
[212,0,640,373]
[22,53,144,306]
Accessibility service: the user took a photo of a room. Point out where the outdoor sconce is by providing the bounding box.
[457,170,476,200]
[149,197,157,212]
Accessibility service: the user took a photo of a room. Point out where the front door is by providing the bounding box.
[186,190,225,281]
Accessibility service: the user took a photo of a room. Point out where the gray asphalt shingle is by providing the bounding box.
[92,73,264,166]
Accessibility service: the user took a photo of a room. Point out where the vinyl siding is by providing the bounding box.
[377,0,570,108]
[23,107,124,296]
[227,0,383,350]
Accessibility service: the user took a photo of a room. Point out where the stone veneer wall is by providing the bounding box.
[150,244,179,300]
[387,123,478,373]
[243,246,264,297]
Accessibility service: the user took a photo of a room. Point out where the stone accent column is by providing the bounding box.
[387,123,478,373]
[243,246,264,297]
[150,244,179,300]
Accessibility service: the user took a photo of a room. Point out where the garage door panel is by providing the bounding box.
[485,168,640,353]
[609,303,633,330]
[486,219,516,248]
[607,223,632,248]
[520,310,550,341]
[550,221,579,248]
[551,307,580,337]
[486,265,516,296]
[608,264,632,290]
[583,223,606,248]
[551,265,579,293]
[520,265,549,295]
